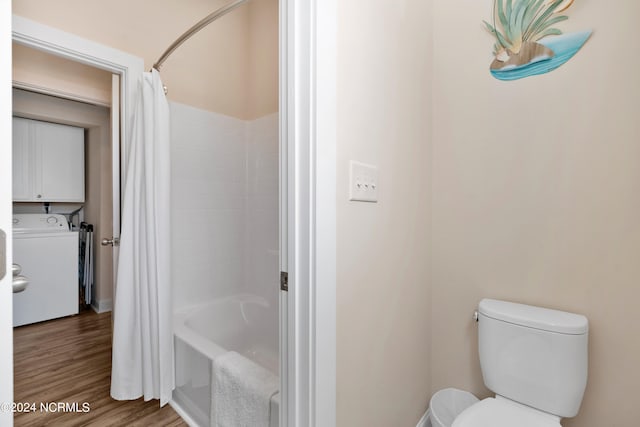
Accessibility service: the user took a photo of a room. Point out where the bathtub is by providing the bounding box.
[171,294,279,427]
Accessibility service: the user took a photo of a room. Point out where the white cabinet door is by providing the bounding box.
[11,118,85,202]
[34,121,85,202]
[12,117,33,201]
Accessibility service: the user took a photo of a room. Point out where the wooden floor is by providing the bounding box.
[13,310,188,427]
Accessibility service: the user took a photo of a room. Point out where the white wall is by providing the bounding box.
[170,102,247,308]
[170,103,279,311]
[245,113,279,308]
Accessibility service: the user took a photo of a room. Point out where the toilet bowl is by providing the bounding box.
[452,299,588,427]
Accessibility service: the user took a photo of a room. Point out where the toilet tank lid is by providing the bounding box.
[478,299,588,335]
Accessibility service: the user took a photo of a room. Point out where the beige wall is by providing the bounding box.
[247,0,279,119]
[431,1,640,426]
[13,0,278,119]
[336,1,432,426]
[12,88,114,309]
[13,43,112,106]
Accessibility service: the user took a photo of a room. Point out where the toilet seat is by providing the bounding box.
[452,397,562,427]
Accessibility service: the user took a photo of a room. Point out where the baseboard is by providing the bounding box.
[417,408,431,427]
[91,299,112,313]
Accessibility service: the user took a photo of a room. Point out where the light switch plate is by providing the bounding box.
[349,161,378,202]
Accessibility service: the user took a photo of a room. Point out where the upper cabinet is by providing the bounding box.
[13,117,85,202]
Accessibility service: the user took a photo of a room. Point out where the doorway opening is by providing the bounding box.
[10,43,123,421]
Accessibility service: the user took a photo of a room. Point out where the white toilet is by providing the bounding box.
[452,299,588,427]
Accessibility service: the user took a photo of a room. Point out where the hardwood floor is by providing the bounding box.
[13,310,188,427]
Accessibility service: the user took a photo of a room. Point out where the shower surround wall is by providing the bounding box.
[169,101,279,312]
[246,114,280,312]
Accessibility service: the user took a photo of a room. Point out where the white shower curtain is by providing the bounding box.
[111,69,174,406]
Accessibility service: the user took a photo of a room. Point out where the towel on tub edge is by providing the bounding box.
[211,351,278,427]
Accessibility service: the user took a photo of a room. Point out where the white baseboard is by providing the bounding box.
[91,298,112,313]
[417,408,432,427]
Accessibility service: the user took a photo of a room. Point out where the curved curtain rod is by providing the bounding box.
[153,0,250,71]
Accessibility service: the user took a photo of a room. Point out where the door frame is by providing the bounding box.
[281,0,337,425]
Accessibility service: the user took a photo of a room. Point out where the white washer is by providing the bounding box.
[13,214,79,326]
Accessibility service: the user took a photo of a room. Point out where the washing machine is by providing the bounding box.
[13,214,79,327]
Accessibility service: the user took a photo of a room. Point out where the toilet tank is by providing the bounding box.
[477,299,588,418]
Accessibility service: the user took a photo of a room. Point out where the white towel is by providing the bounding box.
[211,351,279,427]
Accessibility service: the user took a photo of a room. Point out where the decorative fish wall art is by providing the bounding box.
[484,0,592,81]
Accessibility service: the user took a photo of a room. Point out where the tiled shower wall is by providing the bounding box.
[245,114,280,309]
[170,101,279,311]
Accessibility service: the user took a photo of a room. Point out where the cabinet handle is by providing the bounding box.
[36,194,42,199]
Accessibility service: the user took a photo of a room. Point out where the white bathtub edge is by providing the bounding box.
[169,398,202,427]
[173,293,277,369]
[174,311,226,362]
[173,293,280,427]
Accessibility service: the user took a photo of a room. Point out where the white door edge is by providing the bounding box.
[282,0,337,426]
[1,4,14,426]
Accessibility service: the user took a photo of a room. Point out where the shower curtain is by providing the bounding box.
[111,69,174,406]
